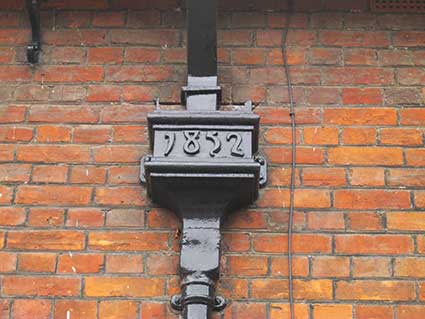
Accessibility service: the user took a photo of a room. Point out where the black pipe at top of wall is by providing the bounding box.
[186,0,218,78]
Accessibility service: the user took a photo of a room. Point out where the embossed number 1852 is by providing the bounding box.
[163,131,245,158]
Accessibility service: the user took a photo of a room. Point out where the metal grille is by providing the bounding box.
[371,0,425,12]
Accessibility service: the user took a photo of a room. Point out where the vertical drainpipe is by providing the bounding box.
[141,0,267,318]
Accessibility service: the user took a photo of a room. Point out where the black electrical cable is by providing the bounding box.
[280,1,296,319]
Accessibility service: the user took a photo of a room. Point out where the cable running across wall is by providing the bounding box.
[281,1,296,318]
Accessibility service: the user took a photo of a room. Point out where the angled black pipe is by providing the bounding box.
[26,0,41,63]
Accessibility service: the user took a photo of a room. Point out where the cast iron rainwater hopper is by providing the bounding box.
[141,0,267,318]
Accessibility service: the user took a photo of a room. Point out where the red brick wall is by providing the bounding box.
[1,0,425,318]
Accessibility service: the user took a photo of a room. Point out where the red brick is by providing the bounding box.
[0,207,26,226]
[254,234,332,253]
[394,31,425,47]
[93,145,146,163]
[12,299,51,319]
[28,208,64,227]
[73,126,111,144]
[0,127,33,142]
[106,65,173,82]
[353,257,391,278]
[335,190,410,209]
[106,209,144,227]
[406,149,425,167]
[0,164,30,182]
[322,67,394,85]
[400,109,425,126]
[29,106,99,123]
[147,208,179,229]
[66,208,105,228]
[348,212,383,231]
[222,233,250,252]
[270,303,309,319]
[225,256,268,276]
[70,166,107,184]
[35,66,103,83]
[85,277,164,297]
[95,187,145,206]
[139,302,166,319]
[93,12,125,27]
[303,168,345,186]
[58,254,103,274]
[303,127,339,145]
[343,88,382,105]
[415,192,425,208]
[356,305,394,319]
[113,126,146,143]
[37,125,71,143]
[312,257,350,278]
[398,68,425,86]
[146,254,179,275]
[271,256,309,277]
[16,185,91,205]
[0,252,16,272]
[87,86,121,102]
[256,107,321,125]
[0,105,26,123]
[264,147,325,164]
[0,66,31,82]
[305,87,341,104]
[233,48,265,65]
[88,48,123,64]
[229,303,267,318]
[47,47,85,64]
[0,185,13,204]
[3,276,80,296]
[320,31,390,47]
[54,300,97,319]
[336,280,415,301]
[308,212,345,230]
[313,304,352,319]
[329,147,403,165]
[122,85,158,102]
[89,232,168,251]
[325,108,397,125]
[344,48,378,65]
[397,306,425,319]
[252,279,332,300]
[258,189,330,208]
[387,212,425,231]
[335,235,414,255]
[99,301,138,319]
[349,168,385,186]
[44,30,107,46]
[110,30,179,46]
[394,258,425,278]
[267,48,306,65]
[56,11,91,28]
[18,253,56,272]
[310,48,342,65]
[106,255,143,273]
[8,231,85,251]
[387,169,425,187]
[125,48,161,63]
[32,165,68,183]
[225,210,267,230]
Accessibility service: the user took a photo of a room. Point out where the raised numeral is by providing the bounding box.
[163,132,175,156]
[206,131,222,157]
[183,130,201,155]
[227,132,244,157]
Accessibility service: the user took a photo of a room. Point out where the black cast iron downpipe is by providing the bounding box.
[26,0,41,63]
[141,1,266,318]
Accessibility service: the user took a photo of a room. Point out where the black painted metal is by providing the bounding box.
[26,0,41,64]
[141,0,267,318]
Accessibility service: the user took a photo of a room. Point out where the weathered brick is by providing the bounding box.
[66,208,105,228]
[58,254,103,274]
[32,165,68,183]
[329,147,403,166]
[18,253,56,273]
[313,304,352,319]
[3,276,80,296]
[16,185,91,205]
[53,300,97,319]
[95,187,145,206]
[312,257,350,278]
[12,300,51,319]
[254,234,332,253]
[89,232,168,251]
[85,277,164,297]
[387,169,425,187]
[352,257,391,278]
[335,235,414,255]
[99,301,138,319]
[106,255,143,273]
[336,280,415,301]
[324,108,397,125]
[35,66,104,83]
[28,208,65,227]
[8,231,85,251]
[387,212,425,231]
[0,207,26,226]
